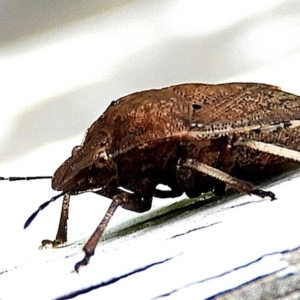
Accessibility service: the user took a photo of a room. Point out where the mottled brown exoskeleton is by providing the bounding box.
[3,82,300,271]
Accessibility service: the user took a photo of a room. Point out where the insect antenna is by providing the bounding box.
[24,190,69,229]
[0,176,52,181]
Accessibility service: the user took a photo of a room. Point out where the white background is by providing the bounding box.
[1,1,300,299]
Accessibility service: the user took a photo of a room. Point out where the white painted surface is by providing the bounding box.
[1,1,300,299]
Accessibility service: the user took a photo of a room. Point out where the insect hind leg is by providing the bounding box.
[233,137,300,162]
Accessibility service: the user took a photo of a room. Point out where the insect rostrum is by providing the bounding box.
[4,82,300,271]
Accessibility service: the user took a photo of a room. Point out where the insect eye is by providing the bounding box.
[72,145,82,156]
[100,139,106,146]
[94,150,108,168]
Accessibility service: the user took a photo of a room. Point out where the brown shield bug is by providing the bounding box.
[2,82,300,272]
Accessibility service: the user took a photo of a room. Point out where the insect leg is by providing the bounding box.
[75,201,119,272]
[233,138,300,162]
[95,187,153,212]
[39,193,70,248]
[181,159,275,200]
[75,189,153,271]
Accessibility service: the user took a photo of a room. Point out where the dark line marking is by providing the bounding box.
[54,254,180,300]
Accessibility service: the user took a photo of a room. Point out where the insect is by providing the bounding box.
[2,82,300,272]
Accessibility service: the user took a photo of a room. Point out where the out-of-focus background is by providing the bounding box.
[1,1,300,299]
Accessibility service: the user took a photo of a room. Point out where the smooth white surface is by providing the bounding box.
[1,1,300,299]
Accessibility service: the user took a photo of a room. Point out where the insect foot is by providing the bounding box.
[3,82,300,271]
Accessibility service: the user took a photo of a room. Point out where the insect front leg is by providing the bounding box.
[75,186,154,272]
[39,193,70,249]
[95,186,153,213]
